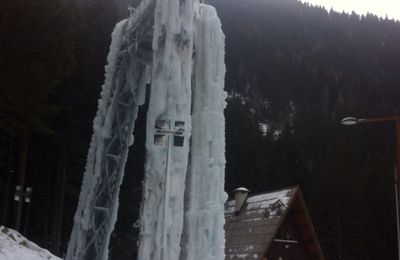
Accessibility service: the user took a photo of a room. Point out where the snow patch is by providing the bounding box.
[0,226,60,260]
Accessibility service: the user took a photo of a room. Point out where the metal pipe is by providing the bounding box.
[394,167,400,260]
[365,115,400,123]
[162,119,172,260]
[396,121,400,197]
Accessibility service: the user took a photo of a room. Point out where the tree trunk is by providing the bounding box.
[52,149,68,256]
[2,140,14,226]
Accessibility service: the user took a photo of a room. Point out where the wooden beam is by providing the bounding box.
[296,224,310,230]
[290,209,304,215]
[302,239,315,244]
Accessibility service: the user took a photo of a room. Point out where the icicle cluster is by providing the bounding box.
[138,2,227,260]
[180,5,227,260]
[137,0,195,259]
[67,1,226,259]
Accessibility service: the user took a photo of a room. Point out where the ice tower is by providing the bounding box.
[66,1,226,259]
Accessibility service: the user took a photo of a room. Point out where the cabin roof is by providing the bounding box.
[224,186,325,260]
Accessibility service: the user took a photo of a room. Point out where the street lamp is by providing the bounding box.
[340,117,367,125]
[341,115,400,189]
[341,115,400,259]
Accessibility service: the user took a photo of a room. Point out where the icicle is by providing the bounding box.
[180,4,227,260]
[137,0,196,259]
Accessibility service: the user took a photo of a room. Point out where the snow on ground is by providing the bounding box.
[0,226,60,260]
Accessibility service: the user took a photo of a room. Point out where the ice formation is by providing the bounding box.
[137,0,195,259]
[179,4,227,260]
[66,17,149,260]
[67,0,226,259]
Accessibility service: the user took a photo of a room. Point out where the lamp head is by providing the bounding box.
[341,117,364,126]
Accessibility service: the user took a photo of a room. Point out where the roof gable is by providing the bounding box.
[224,186,324,260]
[225,187,296,259]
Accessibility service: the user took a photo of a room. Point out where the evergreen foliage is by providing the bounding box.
[0,0,74,135]
[0,0,400,259]
[210,0,400,258]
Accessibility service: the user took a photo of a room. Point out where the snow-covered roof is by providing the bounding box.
[224,186,297,260]
[0,226,60,260]
[224,186,325,260]
[226,186,295,216]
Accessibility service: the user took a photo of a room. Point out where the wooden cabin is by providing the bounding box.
[224,186,325,260]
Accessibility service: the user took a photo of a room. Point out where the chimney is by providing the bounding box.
[234,187,249,214]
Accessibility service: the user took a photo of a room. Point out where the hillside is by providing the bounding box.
[0,0,399,259]
[209,0,400,259]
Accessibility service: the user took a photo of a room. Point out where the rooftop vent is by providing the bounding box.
[234,187,249,214]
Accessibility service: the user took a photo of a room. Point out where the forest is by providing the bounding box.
[1,0,400,259]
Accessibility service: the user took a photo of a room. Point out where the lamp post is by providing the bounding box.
[341,115,400,259]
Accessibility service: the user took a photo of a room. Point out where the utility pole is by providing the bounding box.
[14,131,30,231]
[1,140,14,226]
[395,167,400,260]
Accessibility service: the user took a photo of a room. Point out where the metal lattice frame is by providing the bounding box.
[66,2,155,259]
[79,56,147,259]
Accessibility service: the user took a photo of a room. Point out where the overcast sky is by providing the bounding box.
[301,0,400,21]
